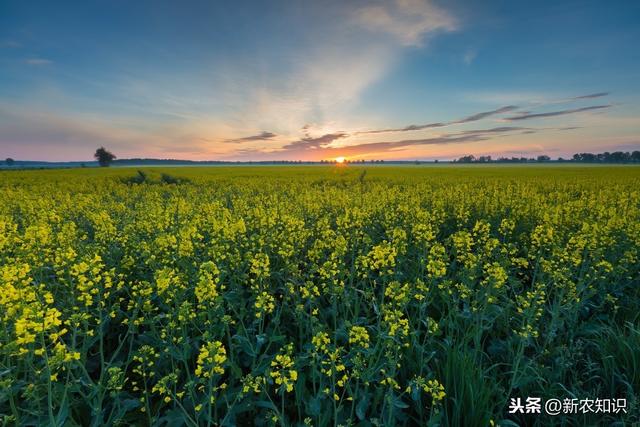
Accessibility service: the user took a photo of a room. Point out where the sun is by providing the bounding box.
[335,156,346,164]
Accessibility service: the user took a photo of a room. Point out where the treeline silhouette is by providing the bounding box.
[454,151,640,163]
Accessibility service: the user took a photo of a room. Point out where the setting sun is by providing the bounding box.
[335,156,346,163]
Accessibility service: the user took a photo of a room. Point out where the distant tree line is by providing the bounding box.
[571,151,640,162]
[454,151,640,163]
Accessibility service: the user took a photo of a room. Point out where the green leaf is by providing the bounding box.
[356,394,370,420]
[308,395,322,416]
[392,395,409,409]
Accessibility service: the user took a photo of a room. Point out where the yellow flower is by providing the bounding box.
[195,261,221,304]
[195,341,226,378]
[348,326,370,349]
[312,331,331,352]
[254,291,276,318]
[425,379,446,403]
[270,344,297,393]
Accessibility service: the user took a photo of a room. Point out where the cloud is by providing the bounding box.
[282,132,349,150]
[225,131,277,143]
[299,130,507,158]
[275,120,535,161]
[235,44,390,137]
[463,50,477,65]
[358,105,519,135]
[358,121,447,135]
[235,1,459,136]
[453,105,519,124]
[240,134,482,159]
[516,126,579,135]
[25,58,52,66]
[458,126,530,135]
[571,92,609,100]
[243,125,531,160]
[463,91,609,108]
[504,105,611,121]
[354,0,458,46]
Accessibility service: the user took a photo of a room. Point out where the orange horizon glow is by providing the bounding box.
[335,156,346,163]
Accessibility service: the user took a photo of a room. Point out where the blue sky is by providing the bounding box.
[1,0,639,161]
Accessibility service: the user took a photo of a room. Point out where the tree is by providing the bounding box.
[94,147,116,167]
[5,158,14,166]
[457,155,476,163]
[537,155,551,162]
[609,151,630,163]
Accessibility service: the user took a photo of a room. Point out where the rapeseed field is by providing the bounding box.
[0,165,638,426]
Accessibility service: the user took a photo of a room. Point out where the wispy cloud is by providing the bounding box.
[453,105,519,124]
[464,91,610,107]
[505,105,611,121]
[557,126,582,131]
[458,126,530,135]
[225,131,277,143]
[357,121,447,135]
[571,92,609,100]
[25,57,52,66]
[354,0,458,47]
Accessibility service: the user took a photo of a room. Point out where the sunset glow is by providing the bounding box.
[335,157,346,164]
[0,1,639,162]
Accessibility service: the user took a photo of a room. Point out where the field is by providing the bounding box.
[1,165,639,426]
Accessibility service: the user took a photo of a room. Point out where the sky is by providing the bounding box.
[1,0,639,162]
